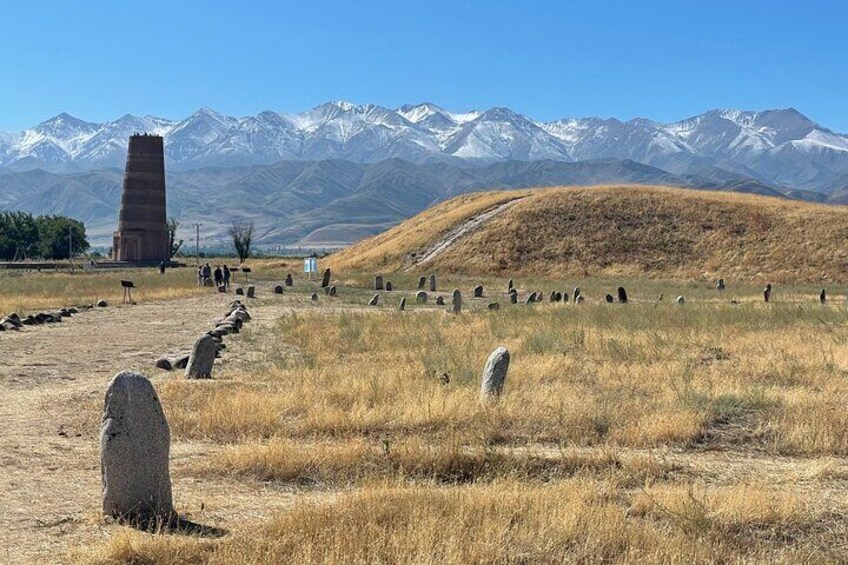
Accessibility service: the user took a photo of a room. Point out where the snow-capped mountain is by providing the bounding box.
[1,102,847,192]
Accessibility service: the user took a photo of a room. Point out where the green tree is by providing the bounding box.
[34,215,89,259]
[0,211,40,260]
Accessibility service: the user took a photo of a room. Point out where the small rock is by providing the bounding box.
[154,358,173,371]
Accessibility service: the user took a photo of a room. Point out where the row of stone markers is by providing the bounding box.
[0,300,108,332]
[154,300,251,376]
[100,342,513,523]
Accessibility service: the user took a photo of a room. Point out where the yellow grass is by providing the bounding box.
[42,272,848,563]
[330,185,848,283]
[72,480,840,564]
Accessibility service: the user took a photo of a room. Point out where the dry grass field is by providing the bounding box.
[3,187,848,563]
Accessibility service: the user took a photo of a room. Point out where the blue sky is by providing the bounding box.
[1,0,846,131]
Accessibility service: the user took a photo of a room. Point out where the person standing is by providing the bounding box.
[214,265,223,288]
[197,265,203,286]
[223,264,231,289]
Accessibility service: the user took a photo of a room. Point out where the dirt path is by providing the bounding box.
[415,198,524,266]
[0,286,310,564]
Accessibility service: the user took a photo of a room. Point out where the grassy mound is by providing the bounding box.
[329,185,848,283]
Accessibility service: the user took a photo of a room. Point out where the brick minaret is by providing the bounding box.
[112,135,168,262]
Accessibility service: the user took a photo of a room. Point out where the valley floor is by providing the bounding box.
[1,272,848,563]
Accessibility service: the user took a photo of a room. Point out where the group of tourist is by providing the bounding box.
[197,262,232,288]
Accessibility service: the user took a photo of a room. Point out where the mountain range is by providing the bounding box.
[2,102,848,248]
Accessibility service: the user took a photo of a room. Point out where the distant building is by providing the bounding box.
[112,135,168,262]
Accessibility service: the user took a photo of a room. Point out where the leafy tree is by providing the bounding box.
[34,215,89,259]
[228,220,255,263]
[0,211,40,260]
[167,217,184,259]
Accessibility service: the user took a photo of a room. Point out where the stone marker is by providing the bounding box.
[524,293,536,305]
[173,355,190,369]
[575,295,585,304]
[274,285,284,294]
[375,276,384,291]
[285,273,293,286]
[369,294,380,306]
[429,274,437,292]
[218,285,227,293]
[154,358,172,371]
[481,347,510,399]
[474,285,484,298]
[436,296,445,306]
[451,289,462,313]
[676,295,686,304]
[764,283,772,303]
[185,334,217,379]
[324,285,331,296]
[605,294,614,303]
[510,292,518,304]
[399,297,406,311]
[321,268,331,288]
[658,293,664,301]
[617,287,628,304]
[311,292,319,302]
[97,299,108,307]
[416,291,428,303]
[572,287,581,302]
[101,371,172,520]
[487,302,500,310]
[549,291,558,302]
[716,278,726,291]
[246,285,256,299]
[386,281,393,292]
[329,285,337,297]
[508,279,514,292]
[417,276,427,290]
[820,288,827,304]
[235,287,244,296]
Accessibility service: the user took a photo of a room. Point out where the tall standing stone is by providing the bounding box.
[820,288,827,304]
[185,334,217,379]
[246,285,256,299]
[285,273,293,287]
[429,274,437,292]
[573,287,581,302]
[375,276,384,291]
[451,289,462,314]
[508,279,514,292]
[617,287,628,304]
[716,278,726,291]
[399,297,406,311]
[321,268,331,288]
[385,281,393,292]
[510,291,518,304]
[764,283,772,303]
[101,371,172,519]
[480,347,510,399]
[417,276,427,290]
[474,285,484,298]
